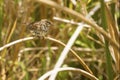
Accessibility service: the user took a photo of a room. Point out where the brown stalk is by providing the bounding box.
[36,0,119,52]
[0,36,93,74]
[105,4,120,73]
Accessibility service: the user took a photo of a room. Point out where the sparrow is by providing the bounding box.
[27,19,53,38]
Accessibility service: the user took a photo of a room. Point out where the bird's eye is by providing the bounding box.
[46,21,52,26]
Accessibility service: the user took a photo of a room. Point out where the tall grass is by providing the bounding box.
[0,0,119,80]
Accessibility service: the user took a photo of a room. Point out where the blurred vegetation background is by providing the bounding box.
[0,0,119,80]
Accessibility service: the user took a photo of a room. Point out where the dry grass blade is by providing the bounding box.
[7,19,17,43]
[36,0,119,51]
[0,19,17,80]
[38,67,98,80]
[46,37,93,74]
[48,23,91,80]
[0,37,92,75]
[1,0,119,79]
[0,37,34,51]
[105,4,120,73]
[1,19,17,56]
[18,47,58,61]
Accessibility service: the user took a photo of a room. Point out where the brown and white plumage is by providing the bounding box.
[27,19,53,38]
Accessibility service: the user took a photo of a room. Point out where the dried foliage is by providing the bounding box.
[0,0,119,80]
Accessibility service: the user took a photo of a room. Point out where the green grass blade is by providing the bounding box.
[100,0,113,80]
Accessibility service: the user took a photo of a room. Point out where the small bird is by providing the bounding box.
[27,19,53,38]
